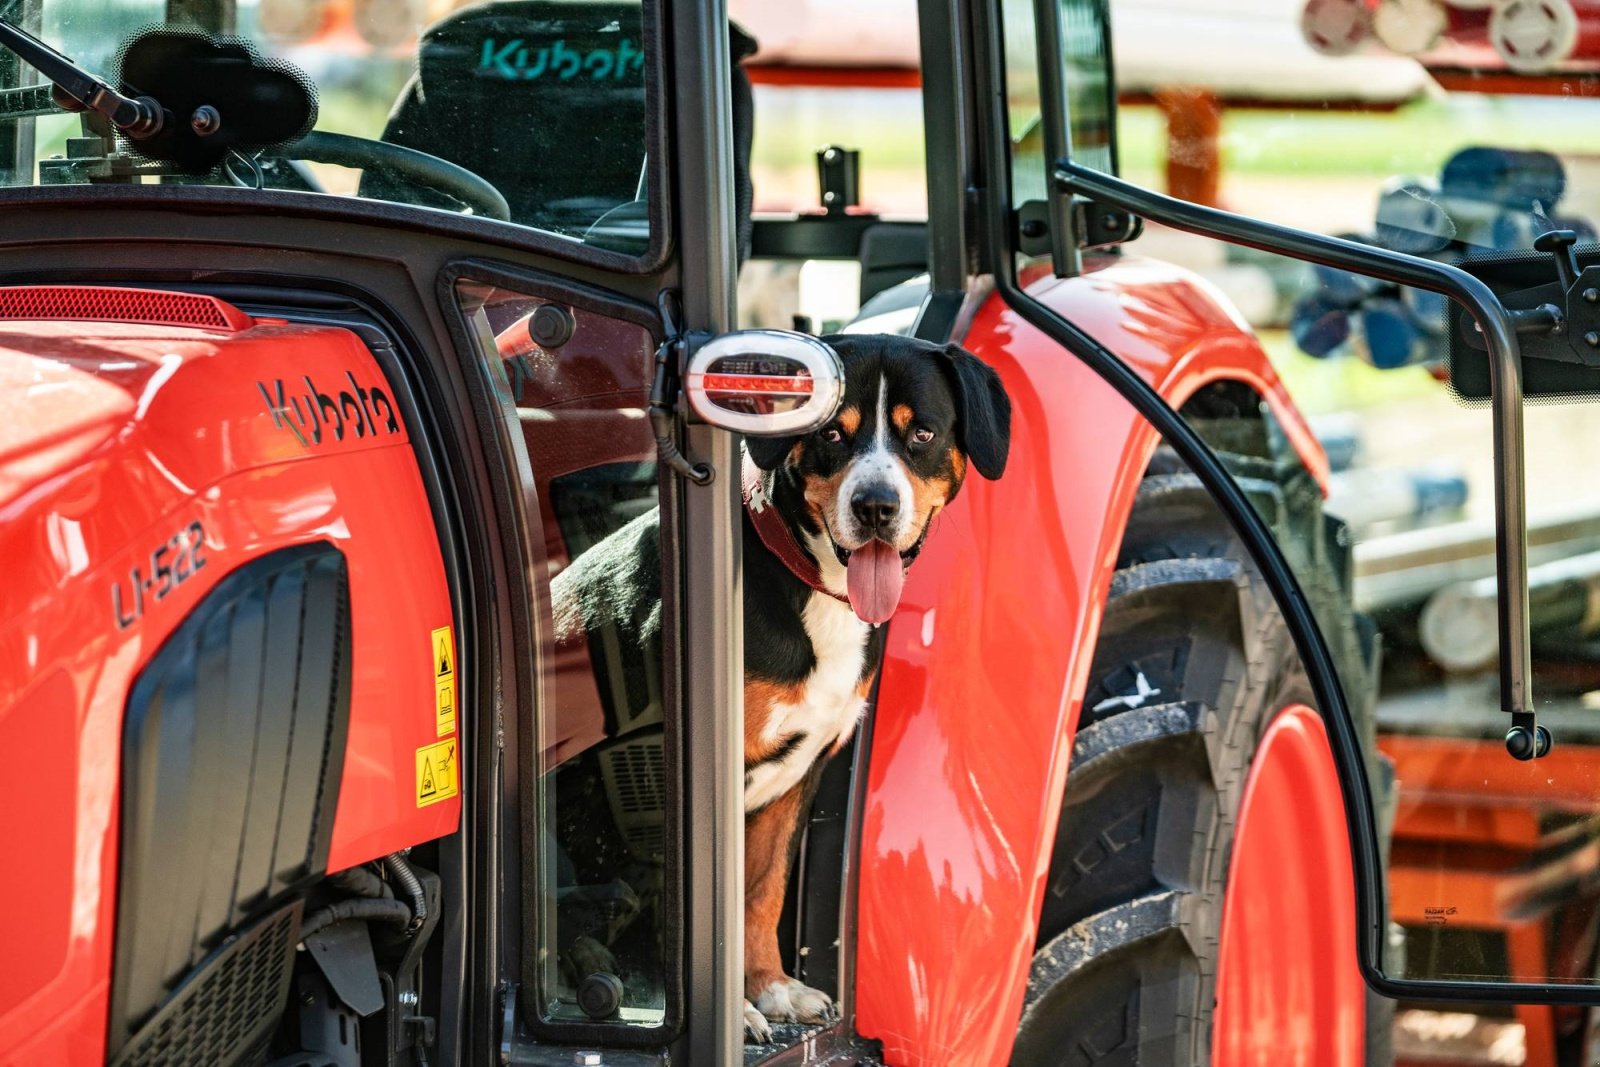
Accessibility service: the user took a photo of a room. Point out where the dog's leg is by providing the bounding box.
[744,781,835,1040]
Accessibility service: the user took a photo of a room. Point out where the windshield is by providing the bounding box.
[5,0,653,253]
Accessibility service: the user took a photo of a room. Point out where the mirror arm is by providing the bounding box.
[1052,160,1543,759]
[651,290,715,486]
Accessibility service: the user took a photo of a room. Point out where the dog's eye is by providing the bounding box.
[911,427,935,444]
[820,427,843,443]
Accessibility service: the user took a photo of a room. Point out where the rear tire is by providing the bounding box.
[1012,423,1383,1066]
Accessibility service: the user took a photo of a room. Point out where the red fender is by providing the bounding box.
[854,258,1350,1065]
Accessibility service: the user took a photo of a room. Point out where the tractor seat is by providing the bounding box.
[842,273,929,336]
[365,4,756,258]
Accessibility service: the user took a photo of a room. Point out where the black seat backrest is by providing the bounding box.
[366,3,757,257]
[364,1,647,236]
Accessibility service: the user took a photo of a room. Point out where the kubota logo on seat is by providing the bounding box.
[257,372,401,447]
[476,37,643,81]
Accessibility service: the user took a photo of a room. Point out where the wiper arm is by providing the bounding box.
[0,19,163,138]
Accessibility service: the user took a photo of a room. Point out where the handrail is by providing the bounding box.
[1054,159,1538,751]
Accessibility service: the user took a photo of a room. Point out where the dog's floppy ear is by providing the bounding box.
[744,434,800,471]
[936,344,1011,479]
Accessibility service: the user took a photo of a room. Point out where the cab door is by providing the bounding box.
[424,7,749,1064]
[979,1,1600,1065]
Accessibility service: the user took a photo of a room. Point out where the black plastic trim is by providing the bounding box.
[110,899,304,1067]
[110,542,351,1057]
[749,215,926,263]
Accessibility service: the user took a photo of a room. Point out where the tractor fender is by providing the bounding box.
[855,257,1335,1066]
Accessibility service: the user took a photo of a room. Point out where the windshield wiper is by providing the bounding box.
[0,19,163,138]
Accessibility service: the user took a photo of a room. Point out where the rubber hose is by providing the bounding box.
[385,852,427,933]
[328,864,393,900]
[300,898,413,940]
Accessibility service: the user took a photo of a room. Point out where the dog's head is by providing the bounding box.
[747,334,1011,623]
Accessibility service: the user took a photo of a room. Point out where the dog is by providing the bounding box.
[551,333,1010,1042]
[737,333,1009,1040]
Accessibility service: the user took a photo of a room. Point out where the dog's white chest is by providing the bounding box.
[745,594,871,811]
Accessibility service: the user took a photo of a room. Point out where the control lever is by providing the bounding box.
[1535,228,1581,292]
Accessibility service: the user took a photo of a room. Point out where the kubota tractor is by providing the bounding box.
[5,0,1600,1064]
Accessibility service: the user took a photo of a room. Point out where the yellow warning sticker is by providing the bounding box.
[435,677,456,738]
[431,625,455,681]
[416,738,459,807]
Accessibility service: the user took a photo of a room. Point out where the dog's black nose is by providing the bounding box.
[850,487,900,534]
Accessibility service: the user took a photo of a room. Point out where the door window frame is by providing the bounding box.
[440,257,686,1047]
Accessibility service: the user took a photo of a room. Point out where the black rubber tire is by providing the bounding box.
[1011,425,1385,1067]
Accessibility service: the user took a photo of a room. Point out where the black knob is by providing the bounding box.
[1535,228,1581,292]
[530,304,576,349]
[576,971,623,1020]
[1505,722,1553,761]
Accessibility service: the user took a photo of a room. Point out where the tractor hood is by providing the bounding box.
[0,286,408,660]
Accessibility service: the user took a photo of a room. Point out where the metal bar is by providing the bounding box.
[1053,159,1534,723]
[670,2,744,1063]
[1031,0,1081,275]
[0,83,50,118]
[0,18,159,135]
[916,0,972,295]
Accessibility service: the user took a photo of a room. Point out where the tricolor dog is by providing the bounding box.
[552,333,1010,1041]
[737,333,1010,1040]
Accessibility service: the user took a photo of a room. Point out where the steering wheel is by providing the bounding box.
[271,130,511,222]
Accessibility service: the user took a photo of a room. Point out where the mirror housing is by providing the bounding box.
[683,329,845,436]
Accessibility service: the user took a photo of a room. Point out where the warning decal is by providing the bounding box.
[435,678,456,738]
[416,739,459,807]
[431,625,455,681]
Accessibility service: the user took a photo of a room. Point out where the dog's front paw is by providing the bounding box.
[743,998,773,1044]
[752,976,836,1026]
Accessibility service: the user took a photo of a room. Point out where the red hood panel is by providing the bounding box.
[0,289,458,1065]
[0,314,409,649]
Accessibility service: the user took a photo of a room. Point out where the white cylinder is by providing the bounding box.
[1490,0,1600,72]
[1374,0,1450,54]
[1301,0,1376,55]
[1419,583,1501,673]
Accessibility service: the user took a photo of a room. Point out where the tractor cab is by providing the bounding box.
[9,1,1600,1066]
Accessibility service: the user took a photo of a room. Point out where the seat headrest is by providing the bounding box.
[366,4,757,258]
[364,1,647,236]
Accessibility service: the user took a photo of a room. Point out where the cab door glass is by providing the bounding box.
[1003,0,1116,208]
[1001,0,1049,205]
[454,278,671,1029]
[1034,0,1600,1001]
[1059,0,1114,173]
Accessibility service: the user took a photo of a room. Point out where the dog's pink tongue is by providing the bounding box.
[846,540,904,624]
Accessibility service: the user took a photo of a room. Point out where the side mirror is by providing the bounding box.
[118,29,317,173]
[683,330,845,436]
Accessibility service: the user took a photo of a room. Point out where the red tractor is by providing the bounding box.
[2,0,1596,1064]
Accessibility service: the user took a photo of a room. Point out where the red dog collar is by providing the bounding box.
[741,452,851,605]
